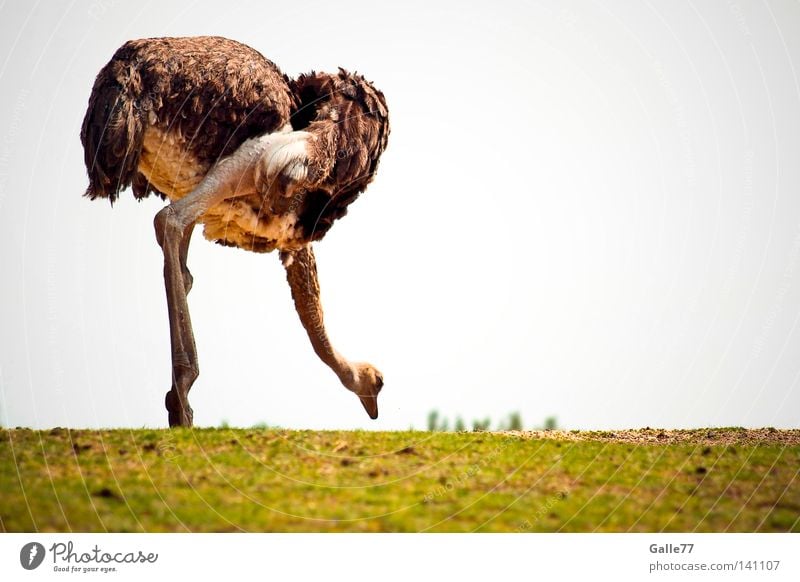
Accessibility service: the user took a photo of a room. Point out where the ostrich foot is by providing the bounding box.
[165,389,194,427]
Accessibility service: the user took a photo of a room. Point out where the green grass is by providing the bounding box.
[1,428,798,532]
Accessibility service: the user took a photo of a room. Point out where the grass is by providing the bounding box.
[1,427,798,532]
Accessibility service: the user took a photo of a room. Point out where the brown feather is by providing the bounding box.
[80,36,295,203]
[289,69,390,241]
[80,37,390,250]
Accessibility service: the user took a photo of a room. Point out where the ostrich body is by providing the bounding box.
[80,37,389,427]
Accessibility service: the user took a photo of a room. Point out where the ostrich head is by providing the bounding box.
[345,362,384,419]
[287,69,390,241]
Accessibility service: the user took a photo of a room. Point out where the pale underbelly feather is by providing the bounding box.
[139,127,206,199]
[138,127,303,253]
[201,201,302,252]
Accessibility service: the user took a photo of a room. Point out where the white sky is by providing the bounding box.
[0,0,799,430]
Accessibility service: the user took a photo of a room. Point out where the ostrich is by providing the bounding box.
[80,36,389,427]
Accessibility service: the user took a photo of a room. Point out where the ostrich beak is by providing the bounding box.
[353,367,382,419]
[359,393,379,419]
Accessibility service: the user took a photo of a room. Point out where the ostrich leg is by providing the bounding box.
[157,212,204,427]
[153,152,256,427]
[282,245,384,418]
[179,226,195,294]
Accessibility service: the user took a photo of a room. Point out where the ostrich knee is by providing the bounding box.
[155,207,194,292]
[154,206,185,249]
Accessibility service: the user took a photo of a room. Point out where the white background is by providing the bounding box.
[0,0,799,430]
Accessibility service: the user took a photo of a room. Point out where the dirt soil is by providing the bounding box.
[504,427,800,445]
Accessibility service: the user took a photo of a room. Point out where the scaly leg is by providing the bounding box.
[179,224,194,294]
[281,245,383,418]
[154,129,320,426]
[154,143,263,427]
[158,211,198,428]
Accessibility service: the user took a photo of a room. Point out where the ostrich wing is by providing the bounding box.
[81,36,296,202]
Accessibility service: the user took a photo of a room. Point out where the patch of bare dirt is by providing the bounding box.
[501,428,800,445]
